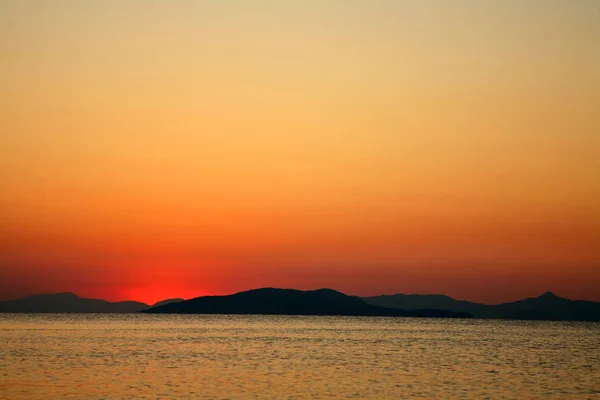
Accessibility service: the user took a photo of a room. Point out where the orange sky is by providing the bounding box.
[1,1,599,305]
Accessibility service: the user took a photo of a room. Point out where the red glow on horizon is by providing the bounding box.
[121,286,209,306]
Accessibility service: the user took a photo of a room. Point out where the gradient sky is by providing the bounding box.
[1,0,599,304]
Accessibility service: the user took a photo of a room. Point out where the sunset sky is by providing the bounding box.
[1,1,599,304]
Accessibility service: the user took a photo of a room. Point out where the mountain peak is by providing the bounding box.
[539,291,559,299]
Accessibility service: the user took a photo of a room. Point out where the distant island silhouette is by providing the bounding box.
[1,289,598,321]
[364,291,600,322]
[142,288,471,318]
[0,292,183,313]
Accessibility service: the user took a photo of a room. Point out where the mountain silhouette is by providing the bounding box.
[363,291,600,321]
[0,293,182,313]
[3,289,596,320]
[142,288,472,318]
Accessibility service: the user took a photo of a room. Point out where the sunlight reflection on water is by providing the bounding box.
[0,314,598,399]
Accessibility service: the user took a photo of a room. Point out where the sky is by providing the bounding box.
[1,0,599,305]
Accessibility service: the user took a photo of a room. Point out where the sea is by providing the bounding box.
[0,314,598,399]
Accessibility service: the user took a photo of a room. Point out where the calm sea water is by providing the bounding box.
[0,314,598,399]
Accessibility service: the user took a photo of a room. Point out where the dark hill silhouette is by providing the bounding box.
[363,293,489,316]
[4,289,596,320]
[0,293,183,313]
[142,288,472,318]
[363,291,600,321]
[487,291,600,321]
